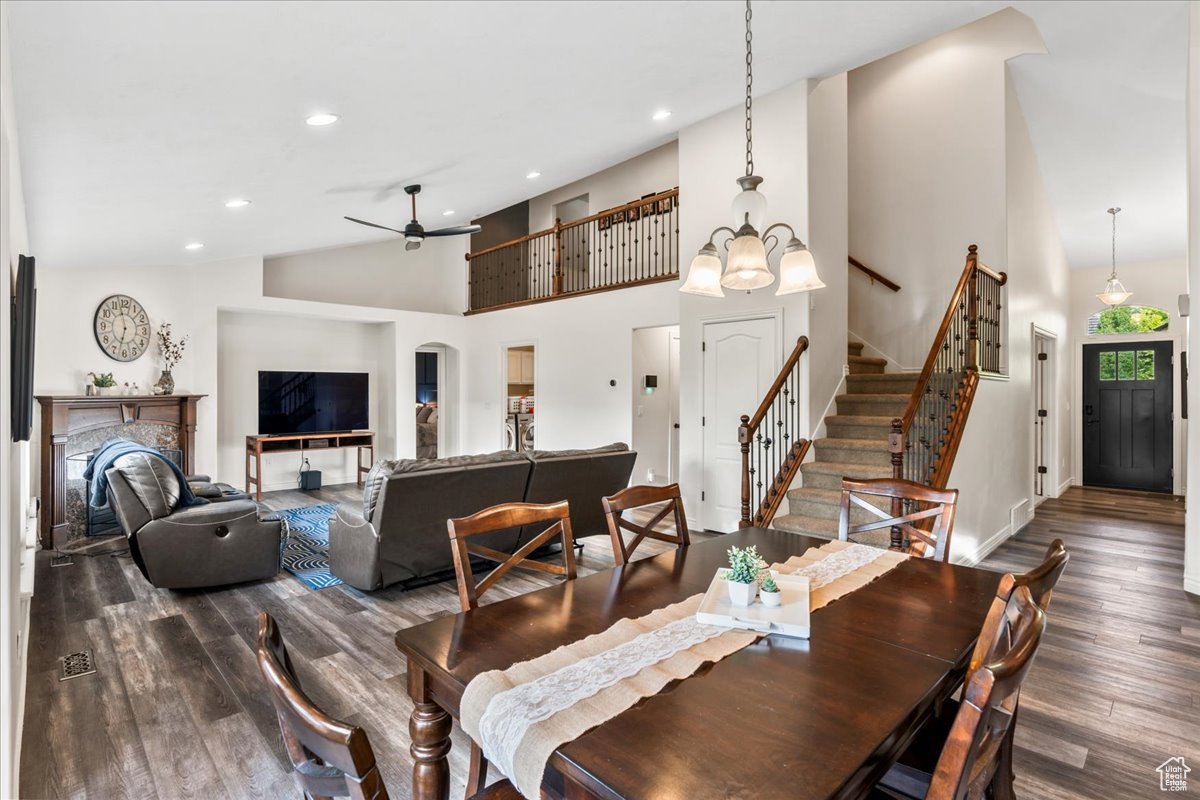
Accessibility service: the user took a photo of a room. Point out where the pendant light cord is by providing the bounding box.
[745,0,754,177]
[1110,207,1119,279]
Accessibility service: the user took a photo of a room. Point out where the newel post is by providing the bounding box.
[888,418,905,551]
[965,244,980,372]
[738,414,753,528]
[552,217,564,296]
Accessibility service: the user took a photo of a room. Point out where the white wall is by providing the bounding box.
[631,325,678,485]
[848,9,1043,370]
[1183,0,1199,595]
[527,142,678,232]
[216,311,390,491]
[1068,258,1187,492]
[263,234,467,315]
[0,5,33,794]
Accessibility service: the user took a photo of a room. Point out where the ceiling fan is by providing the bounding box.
[344,184,480,251]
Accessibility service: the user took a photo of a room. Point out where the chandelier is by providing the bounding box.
[1096,207,1131,306]
[679,0,824,298]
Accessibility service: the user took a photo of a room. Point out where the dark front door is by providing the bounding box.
[1083,340,1172,492]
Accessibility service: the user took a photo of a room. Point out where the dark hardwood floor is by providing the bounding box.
[18,485,1198,799]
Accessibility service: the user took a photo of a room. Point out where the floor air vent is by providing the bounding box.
[59,650,96,681]
[50,554,74,568]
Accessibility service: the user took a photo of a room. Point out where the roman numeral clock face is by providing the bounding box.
[94,294,151,362]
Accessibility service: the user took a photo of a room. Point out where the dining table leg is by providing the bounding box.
[408,667,452,800]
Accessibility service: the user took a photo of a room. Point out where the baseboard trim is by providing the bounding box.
[1185,574,1200,597]
[1056,477,1073,497]
[809,374,847,443]
[956,523,1014,568]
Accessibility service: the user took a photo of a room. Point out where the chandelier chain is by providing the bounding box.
[745,0,753,177]
[1111,208,1117,277]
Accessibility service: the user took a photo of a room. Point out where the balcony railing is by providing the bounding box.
[465,188,679,314]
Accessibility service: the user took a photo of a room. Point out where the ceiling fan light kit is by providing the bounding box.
[680,0,823,299]
[344,183,481,251]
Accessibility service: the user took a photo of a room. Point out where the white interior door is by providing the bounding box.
[668,332,681,484]
[702,316,780,531]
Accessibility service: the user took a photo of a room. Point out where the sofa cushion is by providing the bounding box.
[113,452,182,520]
[362,459,402,521]
[526,442,629,460]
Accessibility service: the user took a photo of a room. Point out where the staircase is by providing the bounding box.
[771,340,918,545]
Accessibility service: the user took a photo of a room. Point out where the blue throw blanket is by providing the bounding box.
[84,438,208,510]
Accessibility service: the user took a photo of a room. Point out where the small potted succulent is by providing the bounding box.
[88,371,117,396]
[724,545,765,607]
[759,573,782,607]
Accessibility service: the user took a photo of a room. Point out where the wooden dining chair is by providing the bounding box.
[256,613,521,800]
[602,483,690,566]
[447,500,577,799]
[447,499,577,612]
[874,580,1047,800]
[256,611,390,800]
[838,478,959,562]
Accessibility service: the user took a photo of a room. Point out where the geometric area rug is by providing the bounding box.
[277,503,344,590]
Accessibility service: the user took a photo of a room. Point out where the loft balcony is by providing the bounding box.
[465,188,679,314]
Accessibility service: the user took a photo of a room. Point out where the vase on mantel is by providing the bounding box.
[153,369,175,396]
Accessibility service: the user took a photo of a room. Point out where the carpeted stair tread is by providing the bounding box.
[814,436,892,453]
[770,514,894,549]
[825,415,895,436]
[846,373,920,392]
[800,460,892,479]
[847,341,865,356]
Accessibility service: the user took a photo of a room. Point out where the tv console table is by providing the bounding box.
[245,431,374,501]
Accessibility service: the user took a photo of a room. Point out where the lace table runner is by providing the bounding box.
[461,540,909,798]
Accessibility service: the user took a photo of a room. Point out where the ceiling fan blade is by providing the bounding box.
[405,240,422,251]
[424,225,482,237]
[344,216,406,235]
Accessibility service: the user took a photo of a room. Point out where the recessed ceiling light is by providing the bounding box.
[184,242,204,251]
[442,209,455,216]
[526,171,541,180]
[224,198,251,208]
[305,113,340,126]
[652,109,672,121]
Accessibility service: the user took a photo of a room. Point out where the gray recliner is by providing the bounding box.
[106,465,285,589]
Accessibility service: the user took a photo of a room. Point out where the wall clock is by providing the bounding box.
[94,294,151,362]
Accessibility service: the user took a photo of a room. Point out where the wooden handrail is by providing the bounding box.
[975,261,1007,285]
[738,336,811,528]
[848,256,901,292]
[746,336,809,432]
[465,188,679,260]
[897,245,980,436]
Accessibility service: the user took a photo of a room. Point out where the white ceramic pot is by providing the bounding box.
[727,579,757,607]
[760,589,782,607]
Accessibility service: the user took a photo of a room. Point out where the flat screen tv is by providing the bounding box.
[10,255,36,442]
[258,371,368,435]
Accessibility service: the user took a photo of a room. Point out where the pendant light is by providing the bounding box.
[680,0,823,298]
[1096,207,1131,306]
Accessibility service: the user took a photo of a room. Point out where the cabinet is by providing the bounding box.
[507,348,535,384]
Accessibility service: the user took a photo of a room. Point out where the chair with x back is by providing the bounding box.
[256,611,390,800]
[447,500,577,799]
[602,483,690,566]
[873,579,1047,800]
[838,477,959,561]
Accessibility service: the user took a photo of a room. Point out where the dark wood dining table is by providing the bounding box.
[394,528,1001,800]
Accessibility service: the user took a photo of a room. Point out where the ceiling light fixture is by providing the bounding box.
[652,109,672,121]
[680,0,823,298]
[1096,207,1131,306]
[526,171,541,180]
[305,113,340,126]
[442,209,455,216]
[184,242,204,251]
[224,199,251,208]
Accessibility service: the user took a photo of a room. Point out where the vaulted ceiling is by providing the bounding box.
[4,0,1189,271]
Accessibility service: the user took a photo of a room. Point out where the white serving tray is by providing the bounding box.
[696,569,811,639]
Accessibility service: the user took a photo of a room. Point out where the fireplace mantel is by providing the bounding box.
[35,394,206,549]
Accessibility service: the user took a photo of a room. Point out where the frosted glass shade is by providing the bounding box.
[1096,276,1131,307]
[721,234,774,290]
[776,245,825,295]
[680,251,725,297]
[731,186,767,232]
